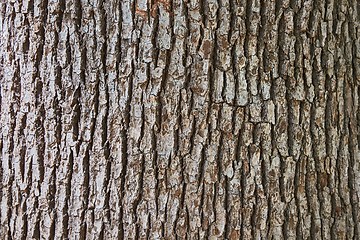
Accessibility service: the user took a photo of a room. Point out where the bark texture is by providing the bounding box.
[1,0,360,239]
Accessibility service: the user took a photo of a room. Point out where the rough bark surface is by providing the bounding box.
[1,0,360,239]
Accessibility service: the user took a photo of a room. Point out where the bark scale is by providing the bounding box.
[0,0,359,239]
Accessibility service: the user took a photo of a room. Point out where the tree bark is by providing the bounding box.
[1,0,360,239]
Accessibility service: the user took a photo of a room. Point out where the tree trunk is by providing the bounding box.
[1,0,359,239]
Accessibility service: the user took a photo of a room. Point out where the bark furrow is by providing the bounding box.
[0,0,359,239]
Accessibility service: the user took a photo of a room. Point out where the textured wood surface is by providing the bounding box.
[0,0,359,239]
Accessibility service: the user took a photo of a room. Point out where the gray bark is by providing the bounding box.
[0,0,360,239]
